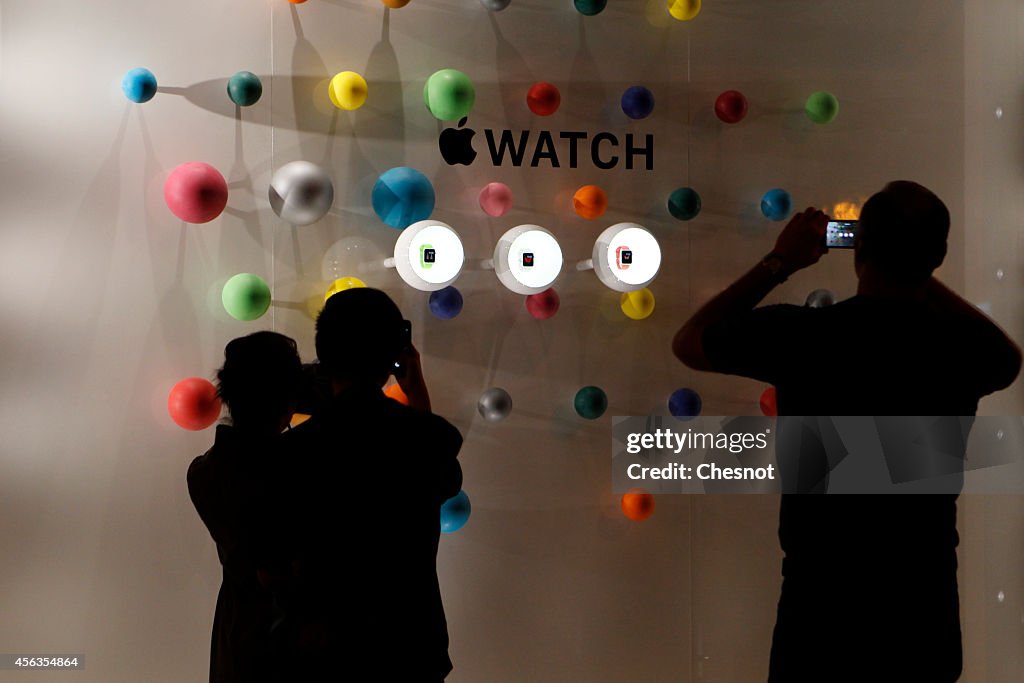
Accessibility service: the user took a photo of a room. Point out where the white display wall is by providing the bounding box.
[0,0,1019,681]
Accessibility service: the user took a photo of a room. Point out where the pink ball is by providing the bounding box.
[167,377,221,431]
[164,162,228,224]
[525,287,560,320]
[479,182,513,217]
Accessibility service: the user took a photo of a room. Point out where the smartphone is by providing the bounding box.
[616,246,632,270]
[825,220,859,249]
[420,245,435,269]
[392,319,412,377]
[521,252,535,267]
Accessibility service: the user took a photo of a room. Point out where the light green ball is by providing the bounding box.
[222,273,271,321]
[805,90,839,124]
[424,69,475,121]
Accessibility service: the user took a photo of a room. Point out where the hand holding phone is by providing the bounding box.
[825,220,859,249]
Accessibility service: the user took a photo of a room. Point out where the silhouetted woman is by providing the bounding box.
[187,331,302,683]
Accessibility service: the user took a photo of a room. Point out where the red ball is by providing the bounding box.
[527,82,561,116]
[621,489,654,522]
[525,288,560,320]
[168,377,222,431]
[714,90,748,124]
[759,386,777,416]
[164,162,228,224]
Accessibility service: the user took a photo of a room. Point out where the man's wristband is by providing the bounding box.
[759,252,790,283]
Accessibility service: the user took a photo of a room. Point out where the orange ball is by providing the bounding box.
[288,0,307,4]
[573,185,608,219]
[384,383,410,405]
[380,0,411,7]
[621,489,654,521]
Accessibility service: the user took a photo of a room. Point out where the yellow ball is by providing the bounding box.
[668,0,701,21]
[329,71,368,111]
[621,288,656,320]
[324,276,366,302]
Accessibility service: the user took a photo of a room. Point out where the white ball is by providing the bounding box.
[478,387,513,422]
[269,161,334,226]
[480,0,512,10]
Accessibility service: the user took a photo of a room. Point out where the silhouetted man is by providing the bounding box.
[673,181,1021,681]
[187,331,303,683]
[280,287,463,681]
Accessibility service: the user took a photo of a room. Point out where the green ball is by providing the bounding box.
[805,90,838,124]
[227,71,263,107]
[222,273,271,321]
[574,0,607,16]
[668,187,701,221]
[574,386,608,420]
[424,69,475,121]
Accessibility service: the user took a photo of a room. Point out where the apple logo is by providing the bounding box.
[439,117,477,166]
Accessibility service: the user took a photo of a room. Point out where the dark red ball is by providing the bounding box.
[715,90,748,124]
[525,287,560,320]
[527,82,561,116]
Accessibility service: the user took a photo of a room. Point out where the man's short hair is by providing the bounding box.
[316,287,404,382]
[856,180,949,284]
[217,331,302,428]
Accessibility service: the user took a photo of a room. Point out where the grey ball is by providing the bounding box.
[269,161,334,226]
[479,0,512,10]
[478,387,513,422]
[805,288,836,308]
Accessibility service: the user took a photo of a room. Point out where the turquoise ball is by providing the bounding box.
[441,490,471,533]
[122,68,157,103]
[372,167,435,229]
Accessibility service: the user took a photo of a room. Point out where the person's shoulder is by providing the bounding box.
[186,425,233,482]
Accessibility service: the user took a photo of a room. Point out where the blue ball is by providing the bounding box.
[441,490,471,533]
[668,388,702,420]
[122,68,157,103]
[372,167,436,229]
[621,86,655,120]
[429,286,464,320]
[761,188,793,221]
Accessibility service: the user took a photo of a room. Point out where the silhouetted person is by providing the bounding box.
[187,331,303,683]
[673,182,1021,681]
[280,288,463,681]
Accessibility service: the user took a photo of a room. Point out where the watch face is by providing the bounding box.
[522,252,534,267]
[621,250,632,264]
[419,244,435,269]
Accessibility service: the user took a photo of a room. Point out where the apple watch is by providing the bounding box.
[760,252,790,283]
[616,246,632,270]
[419,244,436,269]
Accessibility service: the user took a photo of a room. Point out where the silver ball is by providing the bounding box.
[478,387,513,422]
[269,161,334,226]
[805,288,836,308]
[479,0,512,10]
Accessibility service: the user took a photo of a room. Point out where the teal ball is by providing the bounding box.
[574,386,608,420]
[574,0,607,16]
[227,71,263,107]
[668,187,701,221]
